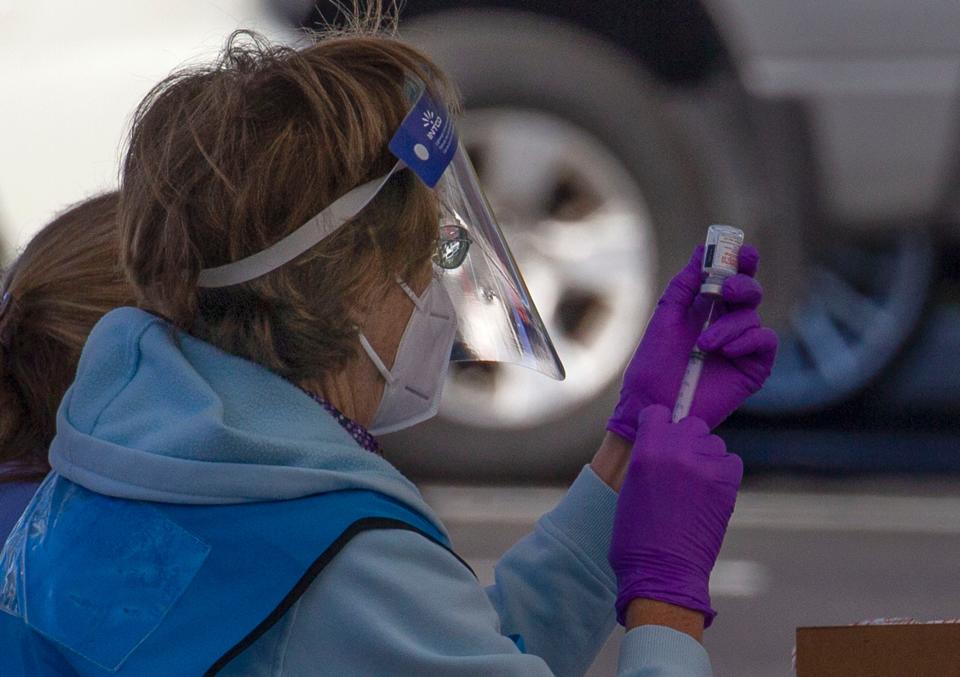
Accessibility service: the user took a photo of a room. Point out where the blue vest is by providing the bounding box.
[0,474,453,676]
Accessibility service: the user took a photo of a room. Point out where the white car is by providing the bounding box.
[6,1,952,479]
[271,1,951,479]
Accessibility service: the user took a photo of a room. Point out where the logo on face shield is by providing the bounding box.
[414,144,430,161]
[421,110,443,140]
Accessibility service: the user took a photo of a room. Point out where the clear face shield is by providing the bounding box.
[197,82,564,382]
[431,145,564,379]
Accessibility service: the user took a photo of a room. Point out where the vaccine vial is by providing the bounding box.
[701,225,744,296]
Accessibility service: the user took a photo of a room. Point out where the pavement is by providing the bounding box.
[422,478,960,677]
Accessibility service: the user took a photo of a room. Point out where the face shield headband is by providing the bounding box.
[197,82,564,381]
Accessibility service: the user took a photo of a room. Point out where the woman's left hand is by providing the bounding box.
[609,405,742,629]
[606,244,778,444]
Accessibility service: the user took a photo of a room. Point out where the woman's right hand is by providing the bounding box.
[606,245,778,444]
[608,404,743,629]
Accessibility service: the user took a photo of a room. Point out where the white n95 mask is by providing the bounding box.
[358,277,458,436]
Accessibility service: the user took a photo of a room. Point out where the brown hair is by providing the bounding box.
[120,12,459,383]
[0,193,134,482]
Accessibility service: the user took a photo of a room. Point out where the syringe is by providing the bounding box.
[671,225,744,423]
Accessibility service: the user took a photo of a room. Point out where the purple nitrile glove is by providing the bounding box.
[609,404,742,627]
[607,244,778,442]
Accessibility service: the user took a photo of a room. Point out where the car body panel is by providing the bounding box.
[704,0,960,223]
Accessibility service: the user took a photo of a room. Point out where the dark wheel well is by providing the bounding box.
[282,0,734,85]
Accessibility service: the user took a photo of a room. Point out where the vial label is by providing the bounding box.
[703,225,743,277]
[704,244,716,268]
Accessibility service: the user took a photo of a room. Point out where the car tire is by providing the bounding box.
[384,9,723,482]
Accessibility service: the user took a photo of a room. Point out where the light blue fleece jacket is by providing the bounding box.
[49,307,712,676]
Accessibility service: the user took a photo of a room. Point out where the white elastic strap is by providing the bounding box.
[197,161,404,288]
[357,332,396,385]
[396,278,425,311]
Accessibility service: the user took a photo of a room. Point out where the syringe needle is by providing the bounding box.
[672,299,717,423]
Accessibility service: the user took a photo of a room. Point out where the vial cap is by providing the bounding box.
[700,280,724,296]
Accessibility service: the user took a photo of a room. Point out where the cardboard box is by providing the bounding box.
[796,623,960,676]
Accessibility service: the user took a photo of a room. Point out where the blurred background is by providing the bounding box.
[3,1,960,674]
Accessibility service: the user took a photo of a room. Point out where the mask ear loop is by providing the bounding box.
[398,275,457,324]
[357,278,431,387]
[357,332,396,385]
[396,278,426,311]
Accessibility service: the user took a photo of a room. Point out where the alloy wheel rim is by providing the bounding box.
[439,108,658,428]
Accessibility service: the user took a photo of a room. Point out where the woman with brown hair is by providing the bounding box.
[0,12,775,677]
[0,192,131,538]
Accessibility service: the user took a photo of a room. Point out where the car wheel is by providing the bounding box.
[385,10,713,481]
[743,228,935,415]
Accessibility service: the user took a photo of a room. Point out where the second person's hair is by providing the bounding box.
[0,193,132,481]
